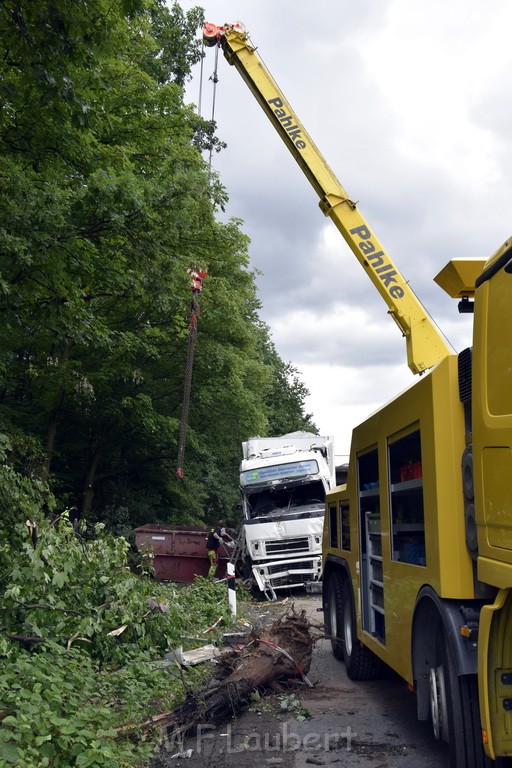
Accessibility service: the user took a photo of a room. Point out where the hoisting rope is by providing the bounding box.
[176,268,208,479]
[197,23,222,175]
[207,43,220,171]
[175,29,220,478]
[197,38,205,118]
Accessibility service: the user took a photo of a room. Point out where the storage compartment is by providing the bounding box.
[340,503,351,551]
[388,429,426,567]
[398,536,426,566]
[399,461,422,482]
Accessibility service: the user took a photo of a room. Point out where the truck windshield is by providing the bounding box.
[240,459,319,486]
[247,480,326,519]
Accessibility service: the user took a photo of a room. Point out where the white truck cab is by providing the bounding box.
[240,432,335,600]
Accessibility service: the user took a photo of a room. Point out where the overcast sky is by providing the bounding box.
[179,0,512,460]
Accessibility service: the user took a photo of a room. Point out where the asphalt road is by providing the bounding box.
[293,595,450,768]
[153,593,450,768]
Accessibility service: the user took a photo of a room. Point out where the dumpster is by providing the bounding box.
[134,524,229,582]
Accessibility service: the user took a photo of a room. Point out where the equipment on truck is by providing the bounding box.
[202,22,452,377]
[204,21,512,767]
[240,432,335,601]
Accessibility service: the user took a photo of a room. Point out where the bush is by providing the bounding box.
[0,515,234,766]
[0,433,55,591]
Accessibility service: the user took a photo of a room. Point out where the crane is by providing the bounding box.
[202,22,453,375]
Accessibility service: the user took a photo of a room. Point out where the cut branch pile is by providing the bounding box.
[161,606,318,743]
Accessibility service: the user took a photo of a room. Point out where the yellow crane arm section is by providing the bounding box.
[205,23,453,375]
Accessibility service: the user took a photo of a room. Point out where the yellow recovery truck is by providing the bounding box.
[204,22,512,768]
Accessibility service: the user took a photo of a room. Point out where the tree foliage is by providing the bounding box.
[0,3,318,762]
[0,513,233,766]
[0,0,316,534]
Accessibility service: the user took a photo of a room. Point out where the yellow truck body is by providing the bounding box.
[205,21,512,766]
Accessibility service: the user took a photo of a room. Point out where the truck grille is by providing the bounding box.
[264,537,310,555]
[267,560,314,575]
[267,560,316,588]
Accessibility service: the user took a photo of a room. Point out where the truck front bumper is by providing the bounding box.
[251,554,322,601]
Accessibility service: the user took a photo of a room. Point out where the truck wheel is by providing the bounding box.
[326,571,344,660]
[430,631,489,768]
[341,582,381,680]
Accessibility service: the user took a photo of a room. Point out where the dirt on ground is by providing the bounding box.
[151,593,450,768]
[151,595,314,767]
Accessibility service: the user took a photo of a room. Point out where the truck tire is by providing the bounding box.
[430,630,489,768]
[341,585,381,680]
[326,571,344,660]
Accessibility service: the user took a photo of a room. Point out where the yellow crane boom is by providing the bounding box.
[203,22,453,375]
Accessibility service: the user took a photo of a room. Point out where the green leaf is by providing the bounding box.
[0,743,20,763]
[52,571,68,588]
[0,717,18,727]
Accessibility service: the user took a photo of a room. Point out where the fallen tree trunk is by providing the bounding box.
[162,607,317,743]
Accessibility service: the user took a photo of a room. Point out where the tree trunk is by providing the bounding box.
[161,608,316,743]
[42,415,59,481]
[42,338,72,480]
[80,442,104,518]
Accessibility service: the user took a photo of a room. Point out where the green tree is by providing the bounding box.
[0,0,317,532]
[0,0,212,509]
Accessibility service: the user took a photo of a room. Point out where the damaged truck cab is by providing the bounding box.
[241,433,335,601]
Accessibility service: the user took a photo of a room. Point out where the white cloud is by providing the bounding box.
[179,0,512,456]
